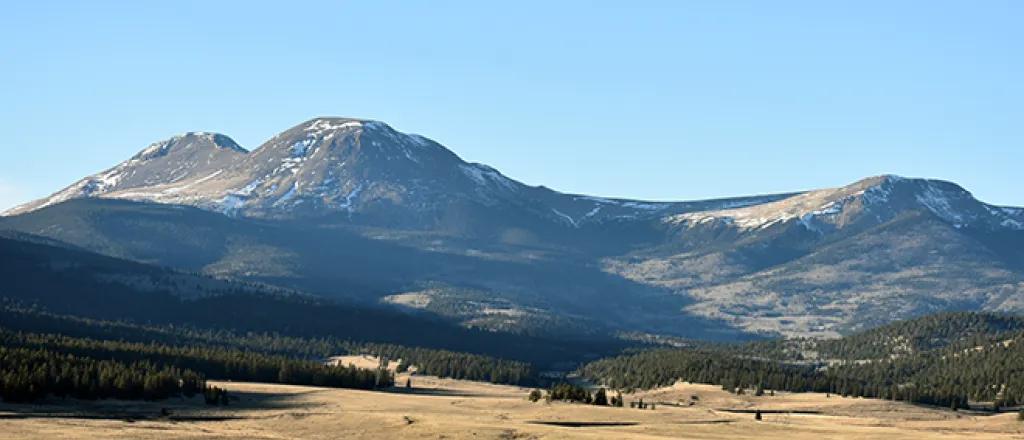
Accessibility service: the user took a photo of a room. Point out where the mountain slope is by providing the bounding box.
[3,116,1023,338]
[609,210,1024,337]
[0,233,635,378]
[0,198,749,340]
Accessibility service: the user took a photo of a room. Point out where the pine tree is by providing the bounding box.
[593,388,608,406]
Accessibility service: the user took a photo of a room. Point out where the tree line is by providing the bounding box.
[1,305,537,387]
[0,345,209,403]
[0,326,393,403]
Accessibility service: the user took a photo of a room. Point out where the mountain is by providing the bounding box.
[607,176,1024,336]
[2,117,1023,339]
[7,132,247,215]
[3,118,789,237]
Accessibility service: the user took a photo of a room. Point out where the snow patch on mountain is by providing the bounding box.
[305,119,362,135]
[621,201,668,211]
[218,195,246,215]
[1002,219,1022,229]
[292,138,318,157]
[914,182,967,223]
[552,208,578,228]
[575,196,619,205]
[273,184,298,207]
[460,164,517,191]
[406,134,430,147]
[984,205,1024,230]
[706,199,763,210]
[338,184,363,214]
[164,170,224,195]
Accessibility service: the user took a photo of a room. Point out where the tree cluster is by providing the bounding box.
[547,382,593,404]
[369,344,534,386]
[582,323,1024,410]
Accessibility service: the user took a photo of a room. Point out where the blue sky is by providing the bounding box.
[1,1,1022,210]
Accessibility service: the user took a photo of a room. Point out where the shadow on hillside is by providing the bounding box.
[8,199,754,342]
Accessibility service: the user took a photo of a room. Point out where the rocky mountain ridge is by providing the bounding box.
[2,118,798,229]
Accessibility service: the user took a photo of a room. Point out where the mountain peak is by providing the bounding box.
[300,117,369,132]
[668,174,1020,233]
[1,131,248,216]
[132,132,246,162]
[282,117,400,137]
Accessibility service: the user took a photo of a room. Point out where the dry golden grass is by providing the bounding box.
[2,376,1022,439]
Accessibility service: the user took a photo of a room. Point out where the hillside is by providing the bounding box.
[581,312,1024,409]
[0,199,742,340]
[0,234,627,368]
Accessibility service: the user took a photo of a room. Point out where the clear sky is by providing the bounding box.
[1,1,1022,210]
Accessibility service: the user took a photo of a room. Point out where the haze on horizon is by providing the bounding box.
[1,1,1021,211]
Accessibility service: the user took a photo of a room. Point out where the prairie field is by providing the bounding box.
[2,363,1022,440]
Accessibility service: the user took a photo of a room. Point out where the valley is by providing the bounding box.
[2,187,1023,438]
[5,4,1021,438]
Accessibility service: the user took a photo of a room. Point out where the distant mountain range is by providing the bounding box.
[3,117,1022,339]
